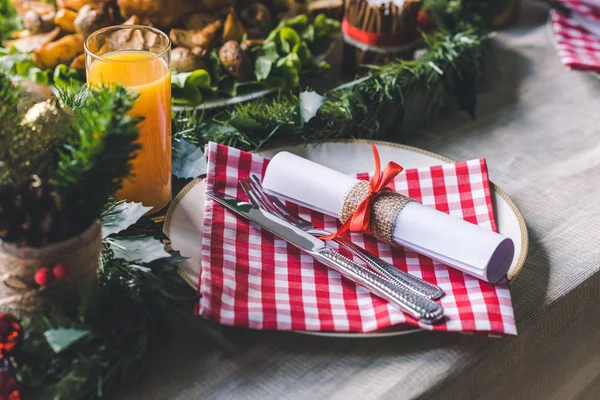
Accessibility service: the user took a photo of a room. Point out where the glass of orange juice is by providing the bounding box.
[85,25,172,214]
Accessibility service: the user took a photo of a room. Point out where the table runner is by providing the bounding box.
[198,142,516,335]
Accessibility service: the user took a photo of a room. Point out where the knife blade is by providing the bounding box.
[207,190,444,323]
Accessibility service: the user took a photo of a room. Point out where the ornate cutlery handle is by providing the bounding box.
[333,236,445,300]
[315,248,444,322]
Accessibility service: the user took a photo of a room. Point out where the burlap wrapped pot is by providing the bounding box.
[0,220,102,316]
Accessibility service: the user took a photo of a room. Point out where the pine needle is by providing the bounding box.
[54,85,141,236]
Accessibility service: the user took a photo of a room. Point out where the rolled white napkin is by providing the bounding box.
[262,152,515,283]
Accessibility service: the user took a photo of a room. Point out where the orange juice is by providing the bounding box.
[87,50,172,213]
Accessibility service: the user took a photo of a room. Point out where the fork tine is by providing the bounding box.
[242,178,284,218]
[247,176,293,220]
[241,179,267,210]
[250,175,302,223]
[245,177,285,218]
[239,180,260,208]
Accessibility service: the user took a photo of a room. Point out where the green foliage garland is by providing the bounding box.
[172,2,492,151]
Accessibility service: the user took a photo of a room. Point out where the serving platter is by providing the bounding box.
[163,139,528,338]
[172,88,277,112]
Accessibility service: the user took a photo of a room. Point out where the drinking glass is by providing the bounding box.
[85,25,172,214]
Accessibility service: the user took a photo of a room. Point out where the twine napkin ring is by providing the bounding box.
[322,145,413,243]
[340,181,412,243]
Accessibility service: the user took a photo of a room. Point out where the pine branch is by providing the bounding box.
[54,86,141,235]
[0,74,21,182]
[0,72,20,123]
[182,27,488,151]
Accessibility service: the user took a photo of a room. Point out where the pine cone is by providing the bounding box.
[0,176,69,247]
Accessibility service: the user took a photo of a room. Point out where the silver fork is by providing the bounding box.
[240,175,444,300]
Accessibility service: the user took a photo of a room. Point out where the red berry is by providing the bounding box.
[0,364,21,400]
[0,314,21,353]
[34,267,53,287]
[52,264,69,280]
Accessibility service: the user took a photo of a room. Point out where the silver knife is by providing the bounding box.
[207,191,444,323]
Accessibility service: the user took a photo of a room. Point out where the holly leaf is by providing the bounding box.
[165,250,188,265]
[44,328,90,353]
[149,250,188,271]
[299,90,325,124]
[109,235,171,263]
[102,201,152,238]
[172,139,207,179]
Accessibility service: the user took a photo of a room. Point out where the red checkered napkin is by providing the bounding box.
[198,143,516,335]
[552,1,600,72]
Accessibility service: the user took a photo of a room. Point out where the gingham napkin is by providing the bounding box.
[551,1,600,72]
[198,143,516,335]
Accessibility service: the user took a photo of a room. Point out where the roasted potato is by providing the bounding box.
[182,6,232,29]
[182,13,213,30]
[55,0,96,12]
[74,5,113,36]
[191,46,206,58]
[89,16,140,56]
[241,38,264,51]
[170,19,222,50]
[69,53,86,71]
[10,29,32,39]
[222,8,244,43]
[22,10,56,34]
[241,3,272,30]
[171,46,206,72]
[3,27,59,53]
[33,34,84,70]
[123,15,141,25]
[117,0,234,28]
[54,8,78,32]
[104,17,145,51]
[10,0,55,18]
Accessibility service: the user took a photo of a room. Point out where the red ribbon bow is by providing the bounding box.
[322,145,404,240]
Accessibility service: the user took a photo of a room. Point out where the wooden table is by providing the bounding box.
[120,1,600,398]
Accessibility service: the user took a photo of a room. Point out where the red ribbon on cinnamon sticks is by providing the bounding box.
[322,145,404,240]
[341,18,403,47]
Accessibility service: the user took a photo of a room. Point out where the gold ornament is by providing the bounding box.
[5,98,74,184]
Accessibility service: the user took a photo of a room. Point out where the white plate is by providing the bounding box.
[163,140,528,338]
